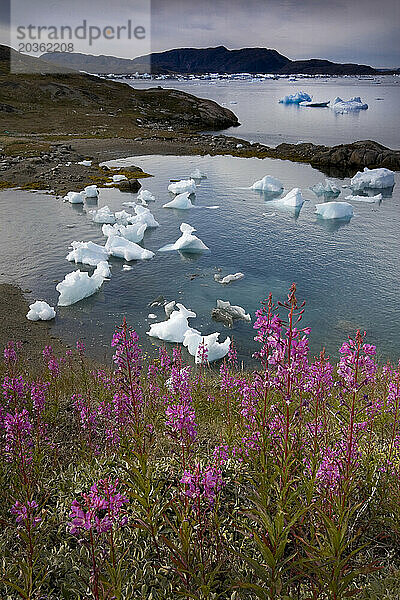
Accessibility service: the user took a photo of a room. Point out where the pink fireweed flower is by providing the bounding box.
[69,478,128,536]
[3,340,22,365]
[11,500,41,528]
[76,340,86,356]
[180,464,223,506]
[2,375,28,408]
[4,409,33,464]
[165,402,197,442]
[31,381,49,416]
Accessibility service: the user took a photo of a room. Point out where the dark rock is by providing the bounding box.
[117,178,141,192]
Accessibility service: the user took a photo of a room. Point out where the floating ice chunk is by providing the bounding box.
[350,167,395,191]
[159,223,209,253]
[168,179,196,195]
[331,97,368,113]
[163,192,194,209]
[276,188,305,207]
[83,185,98,198]
[66,241,109,266]
[77,160,92,166]
[26,301,56,321]
[310,180,341,197]
[279,91,312,104]
[251,175,283,193]
[183,330,231,364]
[190,169,207,179]
[122,265,133,271]
[64,191,84,204]
[164,300,176,318]
[91,205,116,224]
[105,235,154,261]
[112,174,127,182]
[115,210,134,225]
[345,193,382,203]
[129,206,160,228]
[215,272,244,285]
[216,300,251,322]
[56,261,110,306]
[137,189,155,203]
[148,313,157,319]
[147,303,198,343]
[315,202,354,219]
[102,222,147,243]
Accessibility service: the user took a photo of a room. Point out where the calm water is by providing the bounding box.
[1,154,399,364]
[126,77,400,149]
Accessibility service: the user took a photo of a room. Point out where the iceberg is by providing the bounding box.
[350,167,395,191]
[331,97,368,113]
[214,272,244,285]
[159,223,209,254]
[105,235,154,261]
[183,330,231,364]
[112,174,127,182]
[216,299,251,322]
[190,169,207,179]
[251,175,283,193]
[168,179,196,195]
[66,240,109,266]
[315,202,354,219]
[83,185,98,198]
[26,301,56,321]
[91,206,116,224]
[147,303,199,343]
[163,192,194,210]
[130,206,160,228]
[279,91,312,105]
[310,180,341,197]
[164,300,176,318]
[77,160,92,166]
[137,189,155,203]
[56,261,110,306]
[345,193,382,203]
[64,191,84,204]
[102,222,147,243]
[115,210,134,225]
[276,187,305,207]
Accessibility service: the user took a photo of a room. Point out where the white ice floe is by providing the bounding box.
[164,300,176,318]
[183,330,231,364]
[83,185,98,198]
[112,174,127,182]
[91,205,116,224]
[137,189,155,203]
[251,175,283,193]
[276,187,305,207]
[64,191,84,204]
[122,265,133,271]
[350,167,395,191]
[159,223,209,253]
[102,222,147,243]
[215,272,244,284]
[168,179,196,195]
[66,241,109,266]
[130,206,160,228]
[163,192,194,209]
[190,169,207,179]
[148,313,157,319]
[115,210,134,225]
[26,301,56,321]
[315,202,354,219]
[56,261,110,306]
[77,160,92,166]
[105,235,154,261]
[310,180,341,197]
[147,303,198,343]
[345,193,382,203]
[216,300,251,322]
[279,91,312,104]
[331,96,368,113]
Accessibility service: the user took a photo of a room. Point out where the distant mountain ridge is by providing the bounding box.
[40,45,379,75]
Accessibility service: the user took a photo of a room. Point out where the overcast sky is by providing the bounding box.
[1,0,399,68]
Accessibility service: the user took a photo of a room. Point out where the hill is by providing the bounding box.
[40,45,378,75]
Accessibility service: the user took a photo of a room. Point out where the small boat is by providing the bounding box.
[299,100,330,107]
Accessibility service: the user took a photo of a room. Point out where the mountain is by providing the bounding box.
[0,45,239,135]
[40,45,378,75]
